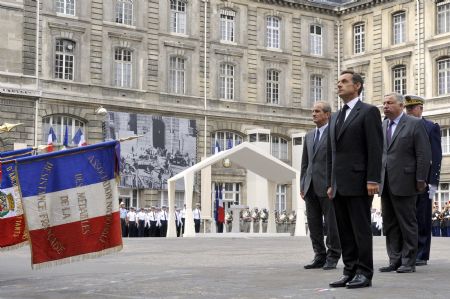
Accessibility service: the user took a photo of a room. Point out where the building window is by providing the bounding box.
[310,75,322,104]
[170,0,186,34]
[42,115,85,147]
[271,136,288,160]
[220,10,235,42]
[266,16,280,49]
[55,39,75,80]
[275,184,287,212]
[438,58,450,95]
[435,183,449,211]
[169,56,185,94]
[114,48,132,88]
[392,11,406,44]
[437,2,450,34]
[219,63,234,100]
[56,0,75,15]
[393,65,407,95]
[211,131,243,153]
[115,0,133,25]
[223,183,240,207]
[310,25,322,56]
[442,127,450,154]
[354,23,365,54]
[266,69,280,104]
[161,191,184,208]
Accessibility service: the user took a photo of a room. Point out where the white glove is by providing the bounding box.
[428,184,437,200]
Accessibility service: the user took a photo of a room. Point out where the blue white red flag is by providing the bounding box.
[227,138,232,150]
[63,125,69,148]
[15,141,122,268]
[0,148,34,251]
[214,183,225,223]
[72,128,87,147]
[47,127,57,152]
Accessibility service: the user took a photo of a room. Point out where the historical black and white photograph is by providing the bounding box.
[106,112,196,190]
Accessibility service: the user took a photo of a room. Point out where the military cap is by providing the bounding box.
[404,95,424,107]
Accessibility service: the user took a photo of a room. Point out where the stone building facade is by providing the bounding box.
[0,0,449,219]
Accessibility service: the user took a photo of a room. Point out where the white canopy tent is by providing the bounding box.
[166,142,306,237]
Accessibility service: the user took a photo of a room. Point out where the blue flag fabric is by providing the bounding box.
[63,125,69,147]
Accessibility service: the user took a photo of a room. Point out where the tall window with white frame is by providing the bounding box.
[219,63,234,100]
[114,48,132,88]
[310,75,322,105]
[310,25,322,56]
[271,136,288,160]
[354,23,365,54]
[220,10,235,42]
[438,58,450,95]
[42,115,85,147]
[275,184,287,212]
[266,69,280,104]
[437,2,450,34]
[211,131,243,153]
[392,11,405,44]
[169,56,185,94]
[266,16,280,49]
[56,0,75,15]
[442,127,450,154]
[435,183,449,211]
[170,0,186,34]
[115,0,133,25]
[393,65,407,95]
[55,39,74,80]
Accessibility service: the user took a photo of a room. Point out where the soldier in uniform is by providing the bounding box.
[136,208,146,237]
[404,95,442,266]
[193,203,201,233]
[149,206,157,237]
[431,205,441,237]
[443,205,450,237]
[127,207,137,237]
[119,202,128,237]
[159,205,168,237]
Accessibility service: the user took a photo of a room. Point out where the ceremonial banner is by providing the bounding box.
[0,148,33,251]
[16,141,122,269]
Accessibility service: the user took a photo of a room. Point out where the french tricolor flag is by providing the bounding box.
[72,128,87,147]
[214,183,225,224]
[15,141,122,268]
[47,127,57,152]
[0,148,34,251]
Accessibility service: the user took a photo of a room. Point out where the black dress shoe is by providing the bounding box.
[396,265,416,273]
[329,275,353,288]
[415,259,428,266]
[323,260,337,270]
[379,263,400,272]
[346,274,372,289]
[304,258,325,269]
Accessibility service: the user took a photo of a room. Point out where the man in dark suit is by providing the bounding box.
[327,70,383,289]
[301,101,341,270]
[379,93,431,274]
[404,95,442,266]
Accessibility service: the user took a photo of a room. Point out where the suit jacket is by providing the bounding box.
[327,100,383,197]
[379,114,432,197]
[422,118,442,185]
[300,126,328,197]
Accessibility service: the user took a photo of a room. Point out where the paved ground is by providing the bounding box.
[0,236,449,299]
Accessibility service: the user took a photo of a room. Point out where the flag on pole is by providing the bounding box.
[72,128,87,147]
[63,125,69,148]
[15,141,122,269]
[226,138,233,150]
[0,148,34,251]
[47,127,57,152]
[214,140,221,154]
[218,184,225,223]
[214,184,219,222]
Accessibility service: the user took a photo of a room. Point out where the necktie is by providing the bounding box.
[313,129,320,152]
[335,104,349,136]
[387,120,394,146]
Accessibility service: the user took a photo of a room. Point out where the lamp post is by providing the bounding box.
[95,106,108,140]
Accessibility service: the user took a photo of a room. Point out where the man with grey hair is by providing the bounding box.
[301,101,341,270]
[379,92,431,273]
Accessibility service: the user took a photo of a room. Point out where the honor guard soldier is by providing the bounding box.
[193,203,201,233]
[175,206,182,237]
[149,206,157,237]
[119,202,128,237]
[137,208,146,237]
[431,206,441,237]
[144,208,150,237]
[127,207,137,237]
[159,206,168,237]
